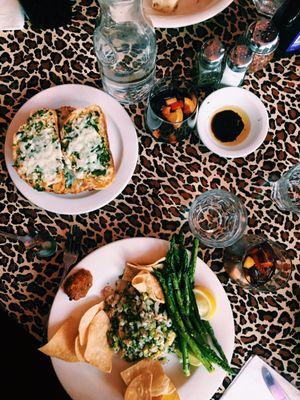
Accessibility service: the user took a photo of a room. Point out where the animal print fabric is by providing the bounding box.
[0,0,299,397]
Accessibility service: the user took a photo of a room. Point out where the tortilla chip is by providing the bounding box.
[38,317,78,362]
[162,391,180,400]
[124,372,153,400]
[153,392,180,400]
[84,310,113,373]
[75,336,86,362]
[121,359,174,396]
[127,257,165,271]
[122,264,140,282]
[132,271,165,303]
[123,257,165,282]
[131,271,149,292]
[78,301,104,347]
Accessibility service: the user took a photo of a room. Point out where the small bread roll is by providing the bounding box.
[152,0,179,13]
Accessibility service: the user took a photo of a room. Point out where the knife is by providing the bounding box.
[262,366,290,400]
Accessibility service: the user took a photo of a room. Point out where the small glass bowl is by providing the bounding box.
[188,189,248,248]
[145,78,199,143]
[223,234,292,292]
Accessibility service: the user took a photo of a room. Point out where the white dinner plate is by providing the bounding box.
[5,84,138,215]
[144,0,233,28]
[48,237,235,400]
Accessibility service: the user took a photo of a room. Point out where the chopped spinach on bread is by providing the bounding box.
[13,105,115,194]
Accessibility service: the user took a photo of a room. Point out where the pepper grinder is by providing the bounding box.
[197,38,226,88]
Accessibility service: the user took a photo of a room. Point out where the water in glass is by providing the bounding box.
[93,0,157,104]
[271,164,300,213]
[188,189,248,248]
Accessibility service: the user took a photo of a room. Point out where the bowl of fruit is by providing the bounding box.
[145,78,198,143]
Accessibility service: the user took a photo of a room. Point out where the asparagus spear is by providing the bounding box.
[189,237,199,287]
[160,237,232,375]
[187,239,232,371]
[180,336,190,377]
[154,270,213,372]
[169,272,232,374]
[202,320,227,363]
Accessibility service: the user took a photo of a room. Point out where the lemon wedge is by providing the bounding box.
[193,285,216,320]
[188,353,202,367]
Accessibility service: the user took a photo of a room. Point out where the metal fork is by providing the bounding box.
[60,226,83,284]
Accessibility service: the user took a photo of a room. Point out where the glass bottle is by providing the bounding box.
[272,0,300,58]
[246,18,279,73]
[252,0,285,17]
[93,0,157,104]
[219,44,253,87]
[197,38,225,87]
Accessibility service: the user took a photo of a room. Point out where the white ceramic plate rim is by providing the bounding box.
[48,237,235,400]
[144,0,233,28]
[196,87,269,158]
[4,84,138,215]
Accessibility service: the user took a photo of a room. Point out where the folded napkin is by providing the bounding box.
[222,355,300,400]
[0,0,24,31]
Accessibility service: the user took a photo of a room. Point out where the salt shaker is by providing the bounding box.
[246,18,279,73]
[219,44,253,87]
[197,38,225,87]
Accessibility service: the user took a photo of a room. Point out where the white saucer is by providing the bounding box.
[197,87,269,159]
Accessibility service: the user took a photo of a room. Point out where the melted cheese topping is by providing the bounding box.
[17,112,63,186]
[63,113,108,179]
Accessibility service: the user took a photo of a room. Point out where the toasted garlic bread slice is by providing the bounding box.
[13,109,65,193]
[60,105,115,193]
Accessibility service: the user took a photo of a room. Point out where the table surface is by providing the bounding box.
[0,0,299,397]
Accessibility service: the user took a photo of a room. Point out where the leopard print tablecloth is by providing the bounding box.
[0,0,299,397]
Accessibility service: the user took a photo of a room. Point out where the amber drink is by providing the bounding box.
[224,234,292,292]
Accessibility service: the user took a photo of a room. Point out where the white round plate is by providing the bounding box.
[5,84,138,215]
[197,87,269,159]
[144,0,233,28]
[48,237,235,400]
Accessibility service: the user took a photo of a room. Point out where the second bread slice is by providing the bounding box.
[60,105,115,194]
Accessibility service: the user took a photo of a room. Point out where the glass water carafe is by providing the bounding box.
[93,0,157,104]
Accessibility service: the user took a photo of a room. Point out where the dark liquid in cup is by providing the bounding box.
[210,106,250,146]
[242,242,276,286]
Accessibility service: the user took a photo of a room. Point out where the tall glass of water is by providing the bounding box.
[271,164,300,213]
[93,0,157,104]
[188,190,248,248]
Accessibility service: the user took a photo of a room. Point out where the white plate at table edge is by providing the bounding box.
[48,237,235,400]
[144,0,233,28]
[4,84,138,215]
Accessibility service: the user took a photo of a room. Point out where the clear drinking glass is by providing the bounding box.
[188,190,248,248]
[271,164,300,213]
[93,0,157,104]
[223,234,292,292]
[252,0,285,17]
[145,78,199,143]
